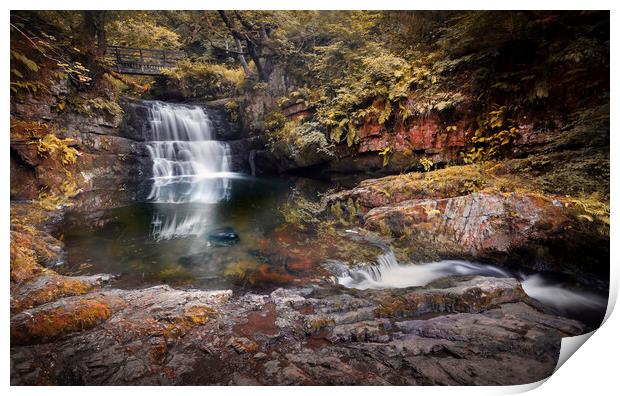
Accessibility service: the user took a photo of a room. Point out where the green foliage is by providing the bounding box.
[86,98,124,117]
[10,80,48,95]
[223,100,239,122]
[29,134,81,166]
[162,59,245,99]
[62,95,123,119]
[36,178,81,210]
[465,106,519,163]
[566,192,610,228]
[12,121,84,209]
[265,111,288,133]
[11,50,39,72]
[55,61,92,85]
[419,156,434,172]
[10,50,48,95]
[316,52,416,146]
[311,37,466,147]
[268,120,335,163]
[378,146,392,167]
[107,16,182,49]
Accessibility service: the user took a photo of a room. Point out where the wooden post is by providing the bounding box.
[139,48,144,73]
[114,46,121,72]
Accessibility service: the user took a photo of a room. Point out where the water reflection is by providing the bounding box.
[148,175,240,204]
[151,206,212,242]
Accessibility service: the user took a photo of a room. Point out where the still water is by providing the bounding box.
[58,177,332,289]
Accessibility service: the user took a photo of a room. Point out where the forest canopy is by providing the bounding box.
[11,10,609,158]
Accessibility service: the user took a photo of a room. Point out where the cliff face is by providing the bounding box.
[267,102,567,176]
[10,72,152,202]
[10,86,265,203]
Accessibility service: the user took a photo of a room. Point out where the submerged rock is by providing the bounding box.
[206,227,240,246]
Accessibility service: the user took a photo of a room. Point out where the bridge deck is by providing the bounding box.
[106,45,185,76]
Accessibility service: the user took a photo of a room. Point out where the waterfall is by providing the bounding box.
[335,252,511,290]
[330,231,606,321]
[329,229,510,289]
[145,101,236,204]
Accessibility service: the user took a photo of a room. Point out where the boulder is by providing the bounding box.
[206,227,240,246]
[364,192,568,256]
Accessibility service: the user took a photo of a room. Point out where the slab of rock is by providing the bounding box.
[11,276,585,385]
[364,192,568,256]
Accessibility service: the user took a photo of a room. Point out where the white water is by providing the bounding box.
[145,101,237,204]
[336,250,511,290]
[334,233,606,317]
[521,274,608,314]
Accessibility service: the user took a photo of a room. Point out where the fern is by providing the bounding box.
[378,146,392,167]
[11,50,39,72]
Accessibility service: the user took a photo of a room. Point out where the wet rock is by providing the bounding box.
[11,272,112,314]
[10,275,586,385]
[228,337,259,354]
[10,294,120,345]
[320,260,351,279]
[206,227,240,246]
[371,276,528,318]
[364,192,568,256]
[227,136,267,173]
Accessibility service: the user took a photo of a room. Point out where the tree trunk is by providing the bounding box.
[246,41,268,82]
[81,11,106,58]
[218,10,268,82]
[234,37,251,75]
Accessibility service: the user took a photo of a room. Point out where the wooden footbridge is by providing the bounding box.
[106,45,185,75]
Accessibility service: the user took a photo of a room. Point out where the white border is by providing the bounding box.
[3,2,617,395]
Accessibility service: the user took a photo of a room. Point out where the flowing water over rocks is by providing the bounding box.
[145,101,238,204]
[9,100,608,385]
[324,230,607,326]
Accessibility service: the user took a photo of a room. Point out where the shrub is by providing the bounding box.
[162,59,245,99]
[268,120,335,166]
[465,105,519,163]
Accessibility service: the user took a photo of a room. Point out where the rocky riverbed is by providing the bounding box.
[9,197,596,385]
[11,273,585,385]
[9,95,609,386]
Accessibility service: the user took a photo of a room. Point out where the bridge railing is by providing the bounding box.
[106,45,186,75]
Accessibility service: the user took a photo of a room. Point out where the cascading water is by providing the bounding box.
[329,229,607,323]
[520,274,608,315]
[334,250,511,290]
[145,101,236,204]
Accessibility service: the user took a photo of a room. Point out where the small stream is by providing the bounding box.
[328,230,607,326]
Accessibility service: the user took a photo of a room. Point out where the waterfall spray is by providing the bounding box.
[145,101,236,204]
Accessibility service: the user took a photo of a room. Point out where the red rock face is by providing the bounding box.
[363,192,569,256]
[281,101,314,122]
[358,116,466,164]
